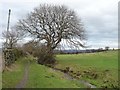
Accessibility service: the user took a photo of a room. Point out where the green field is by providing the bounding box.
[2,56,85,88]
[55,50,119,88]
[2,50,119,88]
[26,60,85,88]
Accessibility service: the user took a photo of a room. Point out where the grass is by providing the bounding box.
[55,50,119,88]
[0,72,2,89]
[2,50,119,88]
[2,57,28,88]
[26,60,85,88]
[2,56,85,88]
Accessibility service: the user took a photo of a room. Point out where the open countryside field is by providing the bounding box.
[2,50,119,88]
[55,50,119,88]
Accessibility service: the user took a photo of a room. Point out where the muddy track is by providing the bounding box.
[15,61,30,88]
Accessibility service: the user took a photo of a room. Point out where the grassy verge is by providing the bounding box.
[2,55,86,88]
[0,72,2,89]
[55,50,119,88]
[26,60,85,88]
[2,57,28,88]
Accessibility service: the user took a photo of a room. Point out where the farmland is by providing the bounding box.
[55,50,119,88]
[2,50,119,88]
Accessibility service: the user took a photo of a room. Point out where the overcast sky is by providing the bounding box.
[0,0,119,49]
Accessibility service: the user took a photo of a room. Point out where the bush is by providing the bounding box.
[13,48,24,60]
[37,52,56,65]
[33,45,56,65]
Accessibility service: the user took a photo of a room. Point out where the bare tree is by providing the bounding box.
[22,40,39,55]
[14,4,86,64]
[2,28,24,49]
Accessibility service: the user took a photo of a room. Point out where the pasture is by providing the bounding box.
[55,50,119,88]
[2,50,119,88]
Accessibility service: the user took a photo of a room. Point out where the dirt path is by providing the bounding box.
[15,61,30,88]
[14,60,96,88]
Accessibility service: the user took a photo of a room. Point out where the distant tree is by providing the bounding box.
[2,28,24,49]
[14,4,86,64]
[105,46,109,50]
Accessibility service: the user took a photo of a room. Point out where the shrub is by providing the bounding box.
[33,45,56,65]
[13,48,24,60]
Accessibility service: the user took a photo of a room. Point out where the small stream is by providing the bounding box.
[51,67,97,88]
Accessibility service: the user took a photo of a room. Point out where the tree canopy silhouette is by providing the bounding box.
[14,4,86,64]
